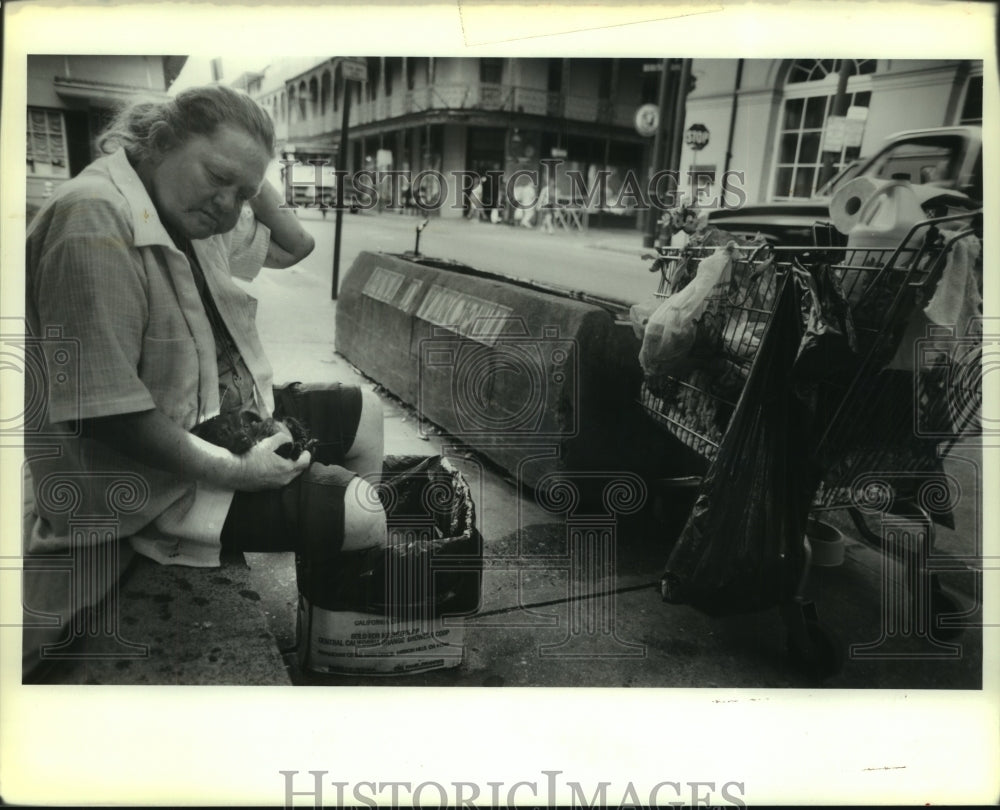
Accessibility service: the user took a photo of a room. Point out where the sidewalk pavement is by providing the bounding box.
[293,205,654,258]
[239,228,985,689]
[34,213,985,688]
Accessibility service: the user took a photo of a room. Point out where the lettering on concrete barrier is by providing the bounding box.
[416,285,513,347]
[363,267,424,313]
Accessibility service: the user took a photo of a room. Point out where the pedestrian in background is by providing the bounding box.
[513,178,537,228]
[536,180,555,234]
[466,174,485,220]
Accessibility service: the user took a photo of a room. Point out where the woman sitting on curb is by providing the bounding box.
[23,84,386,680]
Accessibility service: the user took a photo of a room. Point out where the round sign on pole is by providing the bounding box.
[634,103,659,137]
[684,123,710,151]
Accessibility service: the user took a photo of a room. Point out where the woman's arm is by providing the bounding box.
[249,179,316,268]
[82,409,310,491]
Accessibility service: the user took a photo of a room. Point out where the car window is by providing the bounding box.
[816,159,864,197]
[866,135,963,186]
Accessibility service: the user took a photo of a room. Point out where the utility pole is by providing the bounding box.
[643,58,672,248]
[819,59,853,191]
[667,59,692,194]
[332,57,368,300]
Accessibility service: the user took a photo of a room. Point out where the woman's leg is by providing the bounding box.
[273,382,383,476]
[226,383,388,555]
[222,464,387,554]
[342,476,388,552]
[342,388,384,480]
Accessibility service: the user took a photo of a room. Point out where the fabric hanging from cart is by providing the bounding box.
[661,274,824,617]
[812,369,955,528]
[808,229,984,529]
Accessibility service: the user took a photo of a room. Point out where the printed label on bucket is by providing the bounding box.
[298,598,465,675]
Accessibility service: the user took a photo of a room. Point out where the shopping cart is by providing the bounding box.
[638,211,983,677]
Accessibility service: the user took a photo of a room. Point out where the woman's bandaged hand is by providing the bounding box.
[235,431,310,491]
[191,410,316,490]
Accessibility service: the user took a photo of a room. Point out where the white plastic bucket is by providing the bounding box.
[297,601,465,675]
[846,180,926,252]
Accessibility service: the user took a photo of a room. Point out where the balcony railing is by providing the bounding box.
[285,82,637,135]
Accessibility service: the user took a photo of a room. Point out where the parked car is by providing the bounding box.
[708,125,983,246]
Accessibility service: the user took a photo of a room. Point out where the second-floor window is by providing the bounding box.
[26,107,69,178]
[547,59,563,93]
[367,61,380,102]
[480,58,502,85]
[321,71,331,116]
[598,60,613,99]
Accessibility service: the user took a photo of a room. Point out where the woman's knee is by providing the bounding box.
[342,476,387,552]
[345,389,384,478]
[355,388,384,444]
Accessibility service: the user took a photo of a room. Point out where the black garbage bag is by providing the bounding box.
[660,275,823,617]
[296,455,483,619]
[792,259,858,385]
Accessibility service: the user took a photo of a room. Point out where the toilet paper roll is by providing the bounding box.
[829,176,892,235]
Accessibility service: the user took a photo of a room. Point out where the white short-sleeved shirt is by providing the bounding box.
[25,148,274,567]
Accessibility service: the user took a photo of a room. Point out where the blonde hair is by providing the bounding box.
[97,84,275,162]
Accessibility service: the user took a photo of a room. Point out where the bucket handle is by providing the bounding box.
[853,179,921,228]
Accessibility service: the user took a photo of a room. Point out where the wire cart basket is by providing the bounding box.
[638,212,983,677]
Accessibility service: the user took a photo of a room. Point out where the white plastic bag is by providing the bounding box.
[629,298,660,340]
[639,244,736,378]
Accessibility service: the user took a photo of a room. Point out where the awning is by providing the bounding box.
[53,76,169,107]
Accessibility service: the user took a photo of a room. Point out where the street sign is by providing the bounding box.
[341,58,368,83]
[823,108,866,153]
[844,105,868,148]
[684,123,710,151]
[634,103,659,137]
[822,116,847,152]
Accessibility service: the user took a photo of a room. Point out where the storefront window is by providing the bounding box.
[772,60,876,200]
[786,58,876,84]
[26,107,69,178]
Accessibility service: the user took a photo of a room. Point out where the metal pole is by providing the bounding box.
[643,58,672,248]
[668,59,692,191]
[819,59,852,190]
[332,72,353,300]
[722,59,744,206]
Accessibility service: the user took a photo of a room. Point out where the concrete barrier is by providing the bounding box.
[336,251,655,488]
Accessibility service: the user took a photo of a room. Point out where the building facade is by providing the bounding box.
[241,56,983,228]
[23,56,984,231]
[252,57,658,222]
[680,58,983,208]
[25,55,187,214]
